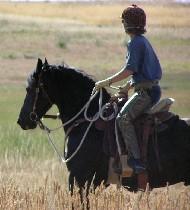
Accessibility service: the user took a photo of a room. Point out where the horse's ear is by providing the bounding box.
[43,57,49,71]
[36,58,43,74]
[44,57,49,66]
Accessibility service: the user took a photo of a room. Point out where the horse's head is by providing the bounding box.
[18,58,111,130]
[17,58,53,130]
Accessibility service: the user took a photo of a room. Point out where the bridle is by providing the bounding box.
[29,68,53,125]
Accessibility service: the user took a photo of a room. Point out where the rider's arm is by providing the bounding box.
[109,68,133,84]
[95,67,133,90]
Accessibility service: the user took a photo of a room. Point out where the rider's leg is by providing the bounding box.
[116,90,152,173]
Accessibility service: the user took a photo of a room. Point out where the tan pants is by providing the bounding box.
[116,90,151,159]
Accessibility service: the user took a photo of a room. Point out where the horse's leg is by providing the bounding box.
[69,172,85,210]
[68,169,97,210]
[68,173,76,210]
[92,153,109,188]
[68,172,75,194]
[122,176,138,191]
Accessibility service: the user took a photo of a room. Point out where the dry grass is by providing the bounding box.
[0,173,190,210]
[0,2,190,27]
[0,126,190,209]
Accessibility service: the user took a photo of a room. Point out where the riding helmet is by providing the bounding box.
[121,4,146,34]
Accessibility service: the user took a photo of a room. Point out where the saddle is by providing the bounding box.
[95,96,175,187]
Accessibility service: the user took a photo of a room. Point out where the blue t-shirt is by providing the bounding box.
[125,35,162,105]
[125,35,162,84]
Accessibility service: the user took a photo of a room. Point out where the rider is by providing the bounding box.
[95,4,162,175]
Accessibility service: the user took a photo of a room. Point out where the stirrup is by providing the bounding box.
[120,155,133,177]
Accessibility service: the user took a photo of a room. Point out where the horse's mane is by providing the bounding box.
[28,63,95,87]
[33,63,111,118]
[48,64,96,89]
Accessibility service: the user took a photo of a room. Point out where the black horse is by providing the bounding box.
[17,59,190,192]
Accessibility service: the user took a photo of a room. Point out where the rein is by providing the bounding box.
[30,71,121,164]
[37,89,118,163]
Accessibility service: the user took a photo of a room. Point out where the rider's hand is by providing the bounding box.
[109,81,132,103]
[95,79,111,91]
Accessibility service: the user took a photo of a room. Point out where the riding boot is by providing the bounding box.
[120,154,133,177]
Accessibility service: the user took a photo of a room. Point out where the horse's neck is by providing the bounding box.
[57,103,85,124]
[46,67,110,124]
[55,85,93,124]
[56,88,110,125]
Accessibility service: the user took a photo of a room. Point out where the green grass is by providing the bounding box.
[0,124,66,160]
[0,85,65,159]
[0,86,23,124]
[160,72,190,117]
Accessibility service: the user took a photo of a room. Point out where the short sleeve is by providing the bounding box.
[125,39,144,73]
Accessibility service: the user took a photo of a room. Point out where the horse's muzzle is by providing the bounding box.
[17,118,36,130]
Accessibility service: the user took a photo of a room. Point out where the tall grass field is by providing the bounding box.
[0,2,190,209]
